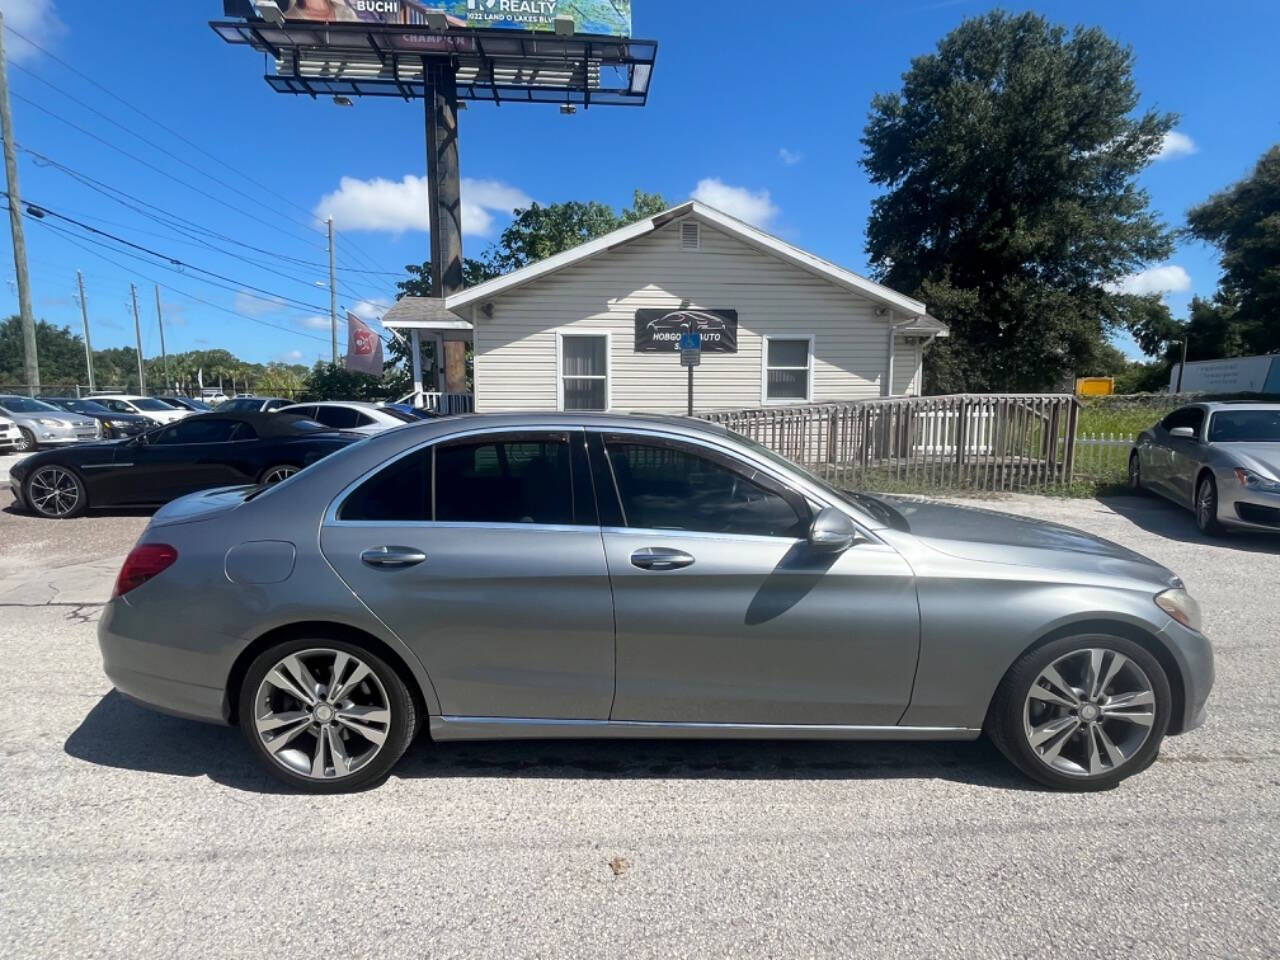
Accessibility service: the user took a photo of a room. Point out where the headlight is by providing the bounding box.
[109,420,133,429]
[34,417,62,427]
[1155,588,1202,632]
[1234,468,1280,492]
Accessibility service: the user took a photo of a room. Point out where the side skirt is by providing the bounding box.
[430,716,981,742]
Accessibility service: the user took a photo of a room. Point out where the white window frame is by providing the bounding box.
[760,334,815,404]
[556,330,612,412]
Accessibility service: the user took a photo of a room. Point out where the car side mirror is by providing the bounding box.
[1169,426,1196,439]
[808,507,860,554]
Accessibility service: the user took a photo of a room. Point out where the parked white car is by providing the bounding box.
[0,414,23,451]
[89,394,191,425]
[276,401,415,436]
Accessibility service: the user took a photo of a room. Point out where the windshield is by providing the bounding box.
[184,399,213,411]
[381,407,419,423]
[0,397,60,413]
[66,400,110,414]
[727,429,908,528]
[130,397,177,412]
[1209,409,1280,443]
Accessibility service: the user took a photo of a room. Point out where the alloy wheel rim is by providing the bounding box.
[29,467,80,517]
[15,430,31,451]
[1129,457,1139,487]
[262,465,298,485]
[1023,647,1156,778]
[253,648,391,780]
[1197,482,1213,526]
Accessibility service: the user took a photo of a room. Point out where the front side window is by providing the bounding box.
[436,435,576,524]
[1161,406,1205,435]
[602,438,807,538]
[764,337,812,401]
[560,334,608,411]
[151,419,241,445]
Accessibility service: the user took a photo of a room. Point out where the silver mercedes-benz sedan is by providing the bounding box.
[1129,402,1280,535]
[99,413,1213,793]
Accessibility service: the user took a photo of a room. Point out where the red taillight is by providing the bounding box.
[113,543,178,598]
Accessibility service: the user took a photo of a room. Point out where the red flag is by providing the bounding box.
[345,312,384,375]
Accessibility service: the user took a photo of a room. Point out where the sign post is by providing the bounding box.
[680,331,702,416]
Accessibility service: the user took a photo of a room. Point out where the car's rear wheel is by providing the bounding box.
[238,638,416,793]
[14,427,35,452]
[25,464,88,519]
[1195,474,1225,536]
[258,463,299,485]
[988,634,1171,791]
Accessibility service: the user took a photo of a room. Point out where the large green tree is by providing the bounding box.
[861,11,1175,392]
[1184,144,1280,356]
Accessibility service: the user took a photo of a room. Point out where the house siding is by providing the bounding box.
[473,217,919,413]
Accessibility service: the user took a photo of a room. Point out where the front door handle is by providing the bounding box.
[361,546,427,569]
[630,547,695,571]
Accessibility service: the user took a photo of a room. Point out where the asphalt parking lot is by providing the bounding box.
[1,454,1278,959]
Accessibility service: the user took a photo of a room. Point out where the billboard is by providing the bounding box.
[634,309,738,353]
[1170,355,1278,394]
[275,0,632,37]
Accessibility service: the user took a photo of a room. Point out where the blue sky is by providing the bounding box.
[1,0,1277,369]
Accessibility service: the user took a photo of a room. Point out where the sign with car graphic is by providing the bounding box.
[633,309,738,353]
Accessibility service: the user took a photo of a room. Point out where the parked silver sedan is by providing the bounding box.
[100,413,1213,793]
[0,395,99,451]
[1129,402,1280,535]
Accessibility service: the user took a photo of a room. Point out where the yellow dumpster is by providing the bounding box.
[1076,377,1115,397]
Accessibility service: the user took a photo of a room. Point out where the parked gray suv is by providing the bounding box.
[0,395,99,451]
[99,413,1213,793]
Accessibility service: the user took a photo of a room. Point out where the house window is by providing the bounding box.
[559,333,609,411]
[763,336,813,402]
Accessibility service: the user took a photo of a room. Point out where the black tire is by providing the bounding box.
[15,427,36,452]
[1127,452,1147,493]
[987,633,1171,791]
[24,463,89,519]
[238,636,417,793]
[258,463,300,486]
[1195,474,1225,536]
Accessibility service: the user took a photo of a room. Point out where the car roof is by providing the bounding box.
[1200,401,1280,411]
[381,410,734,437]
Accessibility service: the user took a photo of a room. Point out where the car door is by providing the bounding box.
[593,431,920,727]
[320,427,616,720]
[116,418,249,503]
[1165,406,1207,505]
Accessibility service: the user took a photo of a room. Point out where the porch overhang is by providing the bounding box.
[381,297,473,335]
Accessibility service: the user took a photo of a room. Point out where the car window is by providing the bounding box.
[602,438,807,538]
[1161,407,1205,433]
[436,434,576,525]
[285,405,317,419]
[130,397,178,412]
[1208,409,1280,443]
[151,418,241,445]
[69,400,110,414]
[0,397,61,413]
[339,448,432,522]
[263,399,290,411]
[313,405,361,429]
[96,398,132,414]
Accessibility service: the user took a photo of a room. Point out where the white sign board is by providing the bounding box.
[1170,355,1277,394]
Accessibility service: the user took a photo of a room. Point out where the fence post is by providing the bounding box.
[954,397,968,477]
[1064,399,1079,484]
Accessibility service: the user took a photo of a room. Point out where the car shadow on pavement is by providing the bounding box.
[1098,494,1280,554]
[67,690,1035,793]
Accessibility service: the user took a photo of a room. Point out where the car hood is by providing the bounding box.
[1216,443,1280,478]
[880,496,1178,586]
[15,411,96,426]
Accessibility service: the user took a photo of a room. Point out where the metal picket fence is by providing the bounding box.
[1072,432,1132,484]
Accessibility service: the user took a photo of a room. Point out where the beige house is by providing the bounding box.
[382,202,947,414]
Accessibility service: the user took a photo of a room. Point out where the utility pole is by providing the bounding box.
[76,271,96,392]
[0,12,38,395]
[328,217,338,365]
[130,283,146,394]
[154,285,170,391]
[1176,338,1188,393]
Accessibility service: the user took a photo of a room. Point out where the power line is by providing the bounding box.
[2,19,393,275]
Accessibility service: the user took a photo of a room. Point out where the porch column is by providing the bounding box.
[410,329,423,403]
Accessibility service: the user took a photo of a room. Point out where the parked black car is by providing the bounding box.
[9,412,364,518]
[39,397,156,439]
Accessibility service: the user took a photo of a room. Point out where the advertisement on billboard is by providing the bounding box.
[1169,355,1278,394]
[275,0,632,37]
[634,309,738,353]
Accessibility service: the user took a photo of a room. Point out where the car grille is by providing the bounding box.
[1236,502,1280,527]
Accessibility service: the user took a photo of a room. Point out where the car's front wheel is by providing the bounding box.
[1128,452,1144,492]
[14,427,35,452]
[1195,474,1225,536]
[238,638,416,793]
[988,635,1171,791]
[25,464,88,518]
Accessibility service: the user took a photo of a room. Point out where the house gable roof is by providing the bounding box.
[445,201,943,330]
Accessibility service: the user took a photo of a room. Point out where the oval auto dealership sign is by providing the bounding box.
[634,309,738,353]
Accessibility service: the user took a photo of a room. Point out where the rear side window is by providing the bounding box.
[339,448,431,522]
[314,406,362,429]
[436,436,574,525]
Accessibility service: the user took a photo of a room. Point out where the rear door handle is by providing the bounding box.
[630,547,695,571]
[361,546,427,569]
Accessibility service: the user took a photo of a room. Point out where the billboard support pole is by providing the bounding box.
[425,59,466,394]
[130,284,146,395]
[0,12,39,395]
[77,271,96,393]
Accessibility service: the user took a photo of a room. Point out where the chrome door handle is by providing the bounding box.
[361,546,427,568]
[630,547,695,571]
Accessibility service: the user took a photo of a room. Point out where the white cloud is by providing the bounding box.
[0,0,64,61]
[690,178,779,228]
[349,298,392,322]
[1107,264,1192,296]
[778,148,803,166]
[276,349,304,363]
[234,291,286,316]
[1154,131,1196,162]
[298,315,331,330]
[314,175,530,236]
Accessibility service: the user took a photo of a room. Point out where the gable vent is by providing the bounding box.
[680,220,700,250]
